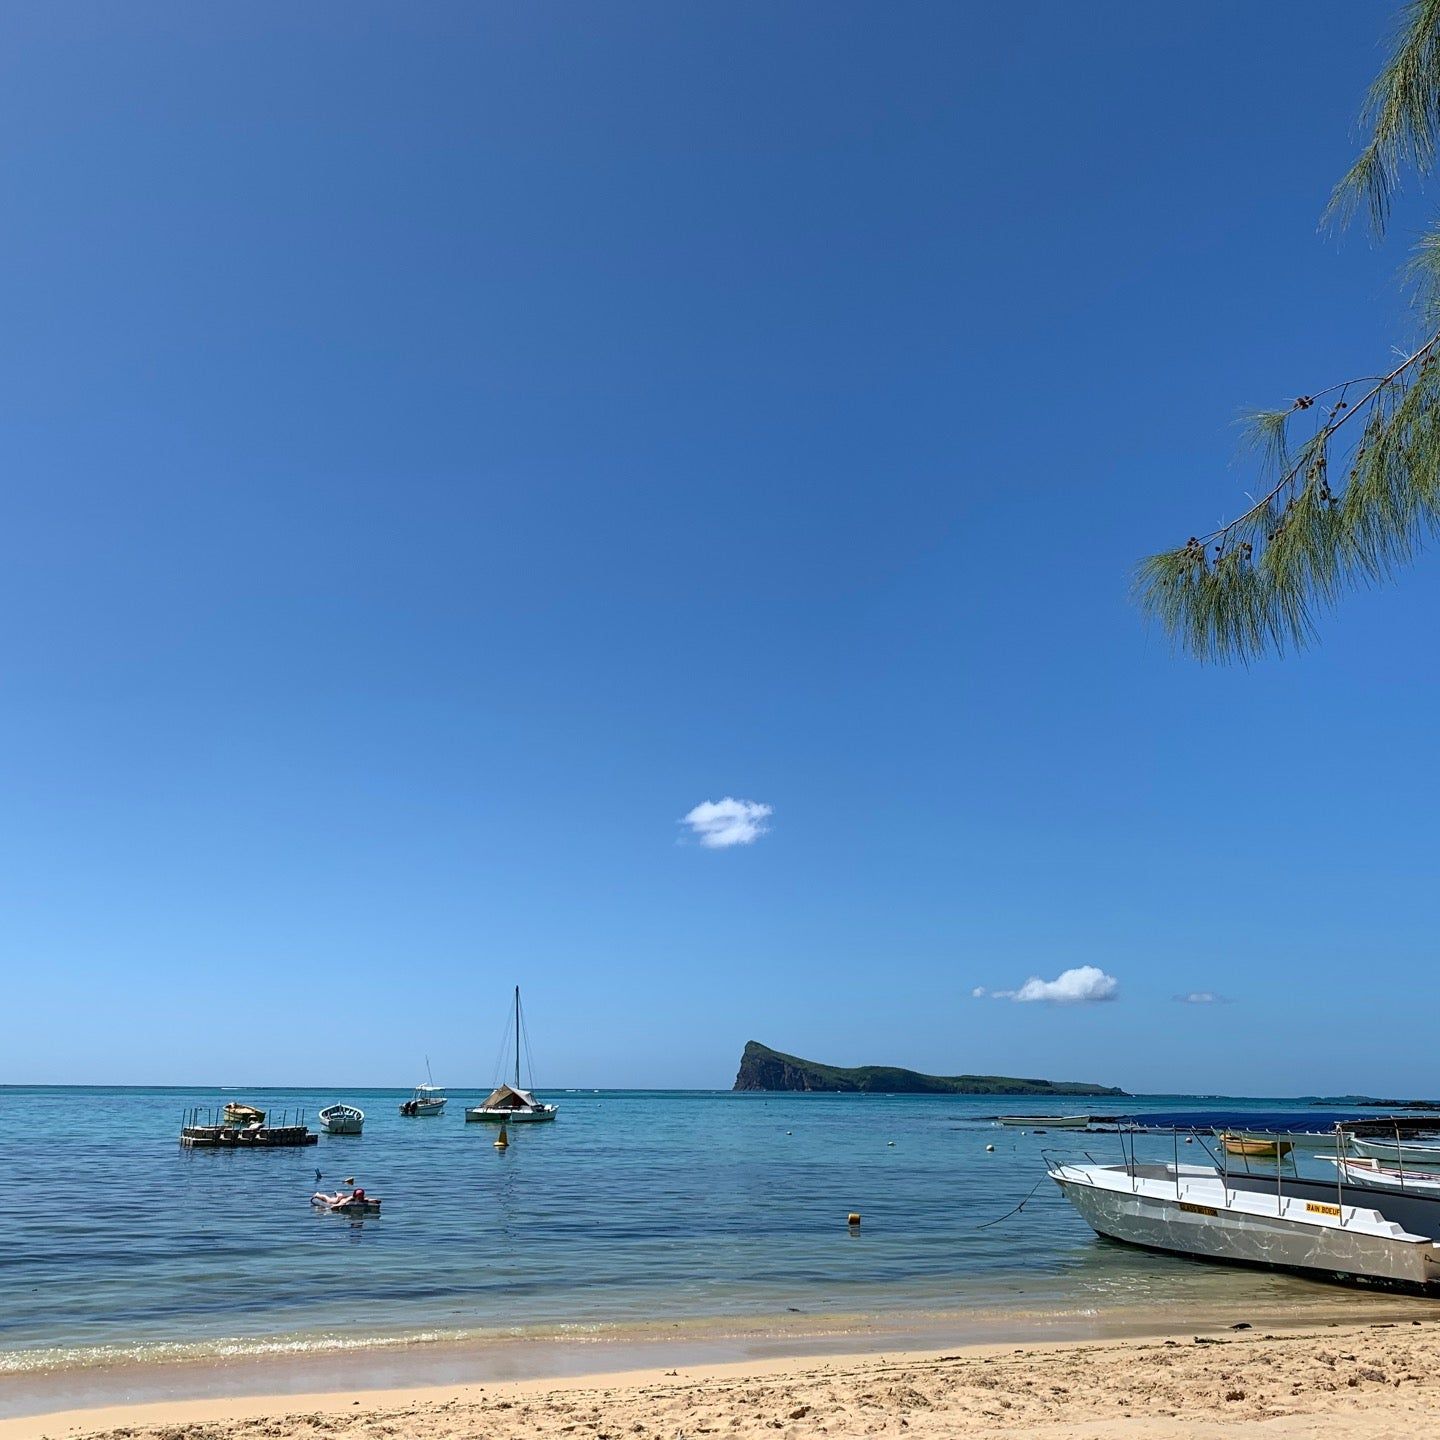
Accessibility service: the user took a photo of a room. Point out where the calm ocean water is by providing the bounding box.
[0,1087,1389,1376]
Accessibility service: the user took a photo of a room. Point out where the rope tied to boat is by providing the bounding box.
[975,1173,1049,1229]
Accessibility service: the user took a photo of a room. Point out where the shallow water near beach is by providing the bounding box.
[0,1087,1419,1399]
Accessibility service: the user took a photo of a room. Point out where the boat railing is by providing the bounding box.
[1064,1123,1366,1226]
[180,1105,308,1130]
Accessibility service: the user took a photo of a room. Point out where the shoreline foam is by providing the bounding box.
[5,1319,1440,1440]
[3,1288,1436,1423]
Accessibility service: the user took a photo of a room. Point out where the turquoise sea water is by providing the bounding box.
[0,1088,1395,1378]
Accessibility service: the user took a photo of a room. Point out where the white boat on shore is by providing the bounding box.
[465,987,558,1124]
[318,1103,364,1135]
[997,1113,1090,1129]
[1050,1154,1440,1292]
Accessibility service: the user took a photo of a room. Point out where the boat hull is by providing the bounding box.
[1053,1168,1440,1292]
[464,1106,557,1123]
[996,1114,1090,1129]
[1350,1136,1440,1167]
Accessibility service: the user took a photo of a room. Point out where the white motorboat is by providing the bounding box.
[997,1113,1090,1129]
[400,1083,446,1116]
[1050,1155,1440,1291]
[1349,1135,1440,1167]
[464,986,558,1124]
[318,1103,364,1135]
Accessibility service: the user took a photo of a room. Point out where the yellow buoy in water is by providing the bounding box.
[847,1212,861,1226]
[494,1124,509,1150]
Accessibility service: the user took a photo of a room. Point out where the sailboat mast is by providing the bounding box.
[514,985,521,1090]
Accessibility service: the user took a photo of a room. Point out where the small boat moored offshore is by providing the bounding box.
[1348,1135,1440,1167]
[223,1102,266,1127]
[464,986,558,1124]
[1050,1144,1440,1293]
[1325,1156,1440,1194]
[1218,1131,1295,1159]
[318,1103,364,1135]
[400,1058,447,1116]
[997,1114,1091,1129]
[400,1084,446,1116]
[466,1081,557,1124]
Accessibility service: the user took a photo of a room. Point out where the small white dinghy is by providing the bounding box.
[997,1114,1090,1129]
[318,1103,364,1135]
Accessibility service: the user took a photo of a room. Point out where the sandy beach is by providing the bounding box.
[8,1320,1440,1440]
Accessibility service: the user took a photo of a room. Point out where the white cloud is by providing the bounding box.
[1174,991,1231,1005]
[680,797,773,849]
[984,965,1119,1005]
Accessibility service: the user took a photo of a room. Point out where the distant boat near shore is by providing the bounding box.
[997,1113,1091,1129]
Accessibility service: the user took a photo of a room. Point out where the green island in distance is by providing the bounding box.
[732,1041,1127,1096]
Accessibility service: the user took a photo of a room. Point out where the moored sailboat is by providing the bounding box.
[465,986,558,1124]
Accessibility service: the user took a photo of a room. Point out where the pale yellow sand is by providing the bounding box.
[7,1322,1440,1440]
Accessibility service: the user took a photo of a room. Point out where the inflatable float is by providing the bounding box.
[311,1190,382,1214]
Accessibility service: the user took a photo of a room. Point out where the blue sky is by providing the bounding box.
[2,3,1436,1094]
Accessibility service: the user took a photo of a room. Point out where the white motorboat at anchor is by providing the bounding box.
[996,1114,1091,1129]
[318,1103,364,1135]
[400,1056,446,1117]
[1049,1147,1440,1292]
[400,1083,446,1117]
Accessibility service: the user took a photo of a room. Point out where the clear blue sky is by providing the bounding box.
[2,3,1435,1095]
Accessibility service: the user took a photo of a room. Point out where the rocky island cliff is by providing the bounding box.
[733,1041,1125,1096]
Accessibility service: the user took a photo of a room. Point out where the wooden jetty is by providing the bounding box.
[180,1104,318,1148]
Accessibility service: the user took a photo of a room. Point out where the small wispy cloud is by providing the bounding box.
[680,797,773,849]
[1174,991,1232,1005]
[976,965,1119,1005]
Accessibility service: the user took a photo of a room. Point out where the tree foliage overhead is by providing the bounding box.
[1138,1,1440,662]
